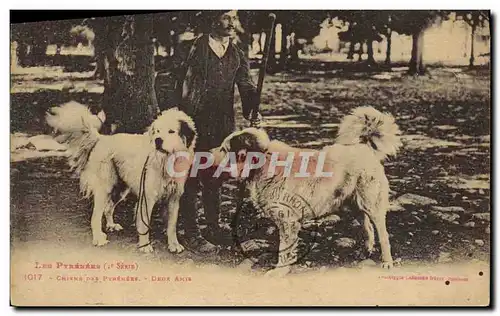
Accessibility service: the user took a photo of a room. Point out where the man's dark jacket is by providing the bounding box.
[157,34,258,150]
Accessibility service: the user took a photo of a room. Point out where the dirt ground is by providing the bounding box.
[10,61,491,274]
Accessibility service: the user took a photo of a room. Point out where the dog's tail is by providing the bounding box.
[336,106,402,160]
[45,101,105,174]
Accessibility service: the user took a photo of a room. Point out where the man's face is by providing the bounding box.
[212,10,238,37]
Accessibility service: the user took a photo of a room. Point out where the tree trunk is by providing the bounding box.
[418,32,424,73]
[385,29,392,65]
[289,35,299,63]
[31,44,47,65]
[16,41,28,67]
[469,23,476,68]
[409,29,425,75]
[22,24,47,66]
[92,26,107,80]
[164,35,171,57]
[347,41,354,60]
[100,15,159,134]
[237,12,251,57]
[366,39,375,64]
[29,42,47,66]
[94,17,120,132]
[280,22,288,69]
[171,31,180,56]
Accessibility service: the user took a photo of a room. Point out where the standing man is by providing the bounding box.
[169,10,262,253]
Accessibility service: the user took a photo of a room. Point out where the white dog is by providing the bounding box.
[210,106,402,275]
[46,101,197,253]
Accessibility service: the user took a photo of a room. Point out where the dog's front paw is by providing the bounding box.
[381,261,394,269]
[92,232,109,246]
[240,239,270,252]
[168,241,185,254]
[106,223,124,232]
[138,243,154,253]
[264,266,291,278]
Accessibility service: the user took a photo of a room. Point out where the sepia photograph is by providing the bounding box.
[9,9,491,306]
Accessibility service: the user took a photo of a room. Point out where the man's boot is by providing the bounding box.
[201,177,233,246]
[179,177,218,254]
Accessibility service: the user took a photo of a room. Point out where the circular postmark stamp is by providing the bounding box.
[232,184,319,269]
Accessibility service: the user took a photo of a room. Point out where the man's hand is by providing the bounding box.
[247,110,263,128]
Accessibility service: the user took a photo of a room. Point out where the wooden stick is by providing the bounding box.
[256,13,277,101]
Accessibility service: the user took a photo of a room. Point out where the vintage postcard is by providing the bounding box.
[10,10,491,306]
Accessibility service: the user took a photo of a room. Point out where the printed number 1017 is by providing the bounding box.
[24,274,42,281]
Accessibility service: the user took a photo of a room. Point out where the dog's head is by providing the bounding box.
[210,127,270,172]
[148,108,197,155]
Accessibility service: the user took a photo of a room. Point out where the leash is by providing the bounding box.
[135,154,153,250]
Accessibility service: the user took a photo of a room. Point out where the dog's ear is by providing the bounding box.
[229,131,265,153]
[179,119,196,149]
[152,110,162,121]
[148,120,157,139]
